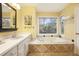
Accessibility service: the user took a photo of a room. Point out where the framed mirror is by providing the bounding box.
[0,3,17,32]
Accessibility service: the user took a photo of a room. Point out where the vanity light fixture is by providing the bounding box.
[16,4,20,10]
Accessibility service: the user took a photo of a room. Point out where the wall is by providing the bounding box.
[37,12,59,16]
[60,4,76,39]
[19,5,37,39]
[18,6,60,39]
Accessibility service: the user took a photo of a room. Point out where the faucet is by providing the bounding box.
[12,31,16,38]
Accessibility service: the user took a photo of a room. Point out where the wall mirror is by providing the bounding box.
[0,3,17,31]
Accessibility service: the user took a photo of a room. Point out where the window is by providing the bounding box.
[60,17,64,34]
[38,17,57,34]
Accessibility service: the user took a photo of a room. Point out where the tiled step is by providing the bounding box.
[28,44,74,56]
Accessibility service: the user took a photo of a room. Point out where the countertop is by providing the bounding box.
[0,33,31,56]
[30,37,74,44]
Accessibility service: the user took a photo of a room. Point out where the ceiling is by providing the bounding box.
[19,3,68,12]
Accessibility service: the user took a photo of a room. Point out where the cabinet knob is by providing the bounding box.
[72,39,74,42]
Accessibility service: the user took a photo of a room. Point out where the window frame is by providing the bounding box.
[59,16,65,37]
[37,16,59,36]
[60,19,64,34]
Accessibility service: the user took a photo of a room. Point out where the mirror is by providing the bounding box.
[0,3,17,31]
[2,4,16,29]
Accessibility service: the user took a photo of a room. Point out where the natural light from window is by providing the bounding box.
[39,17,57,34]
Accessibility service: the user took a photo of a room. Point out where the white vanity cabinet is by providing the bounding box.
[24,43,28,56]
[3,46,17,56]
[17,35,32,56]
[24,35,31,55]
[1,33,32,56]
[17,40,25,56]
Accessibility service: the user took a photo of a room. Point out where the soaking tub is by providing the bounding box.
[28,37,74,56]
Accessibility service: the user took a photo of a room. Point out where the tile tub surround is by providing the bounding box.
[28,37,74,56]
[28,44,74,56]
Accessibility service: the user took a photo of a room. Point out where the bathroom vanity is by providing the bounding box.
[0,33,31,56]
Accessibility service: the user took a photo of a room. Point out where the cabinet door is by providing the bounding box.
[75,35,79,55]
[24,35,31,55]
[4,46,17,56]
[25,35,32,42]
[24,42,28,56]
[17,41,25,56]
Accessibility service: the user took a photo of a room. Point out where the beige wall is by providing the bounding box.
[18,6,37,39]
[37,12,59,16]
[60,4,76,39]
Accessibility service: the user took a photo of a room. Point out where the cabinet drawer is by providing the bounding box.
[4,46,17,56]
[17,41,25,56]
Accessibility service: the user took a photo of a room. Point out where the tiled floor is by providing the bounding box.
[27,44,74,56]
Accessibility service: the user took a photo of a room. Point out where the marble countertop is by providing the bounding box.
[30,37,74,44]
[0,32,31,56]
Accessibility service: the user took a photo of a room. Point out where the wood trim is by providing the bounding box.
[0,3,17,32]
[0,3,2,29]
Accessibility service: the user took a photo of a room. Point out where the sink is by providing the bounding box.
[0,41,5,45]
[11,36,23,39]
[14,36,23,39]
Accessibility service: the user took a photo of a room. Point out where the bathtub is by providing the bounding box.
[30,37,74,44]
[28,37,74,56]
